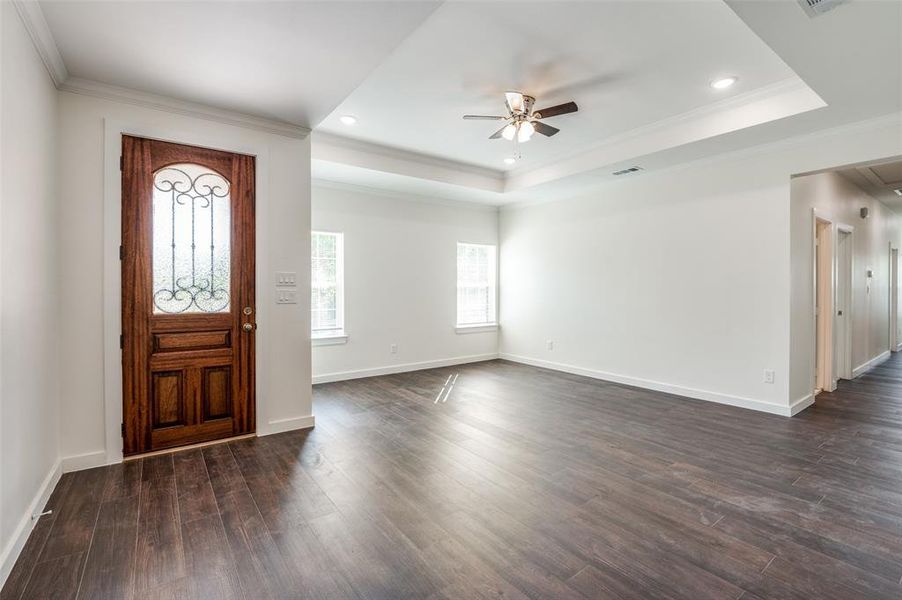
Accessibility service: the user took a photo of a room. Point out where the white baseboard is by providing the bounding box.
[499,353,795,417]
[312,353,499,384]
[261,415,316,436]
[852,350,891,378]
[61,450,109,473]
[789,393,815,416]
[0,459,62,589]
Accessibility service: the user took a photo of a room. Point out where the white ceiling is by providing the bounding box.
[39,1,441,128]
[34,0,901,204]
[317,0,804,171]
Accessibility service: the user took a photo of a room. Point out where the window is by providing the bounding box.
[457,242,497,328]
[152,164,231,314]
[311,231,345,340]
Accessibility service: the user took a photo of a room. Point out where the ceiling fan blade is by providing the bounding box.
[463,115,506,120]
[532,121,560,137]
[489,124,509,139]
[505,91,525,114]
[534,101,578,119]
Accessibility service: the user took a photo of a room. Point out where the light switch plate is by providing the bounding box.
[276,272,297,287]
[276,289,298,304]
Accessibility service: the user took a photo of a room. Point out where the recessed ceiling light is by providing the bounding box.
[710,76,737,90]
[503,157,517,165]
[339,115,357,126]
[894,188,902,196]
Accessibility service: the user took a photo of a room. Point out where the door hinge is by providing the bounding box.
[119,245,124,260]
[121,422,125,437]
[119,155,124,171]
[119,334,124,349]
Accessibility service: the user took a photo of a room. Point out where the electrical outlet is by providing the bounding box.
[390,343,398,354]
[546,340,554,351]
[763,369,775,384]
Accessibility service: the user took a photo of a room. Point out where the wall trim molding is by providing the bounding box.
[852,350,892,378]
[313,353,499,384]
[0,460,62,589]
[313,131,503,190]
[499,353,796,416]
[11,0,68,86]
[60,450,109,473]
[311,179,501,212]
[262,415,316,436]
[789,393,815,416]
[60,78,310,139]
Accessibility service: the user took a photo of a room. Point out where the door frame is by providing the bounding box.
[101,119,272,465]
[834,223,854,381]
[120,137,256,455]
[890,244,898,352]
[812,211,835,395]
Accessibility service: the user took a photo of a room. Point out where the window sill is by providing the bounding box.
[312,333,348,346]
[455,323,498,334]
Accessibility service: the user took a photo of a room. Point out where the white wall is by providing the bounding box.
[311,184,498,381]
[789,171,902,402]
[0,1,61,581]
[500,114,902,415]
[57,91,313,466]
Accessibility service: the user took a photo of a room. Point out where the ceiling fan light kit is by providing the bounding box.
[463,90,578,158]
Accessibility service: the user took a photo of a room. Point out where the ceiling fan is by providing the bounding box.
[463,91,578,151]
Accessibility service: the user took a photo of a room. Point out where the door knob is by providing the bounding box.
[243,323,254,332]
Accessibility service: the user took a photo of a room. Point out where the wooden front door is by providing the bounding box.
[121,136,255,456]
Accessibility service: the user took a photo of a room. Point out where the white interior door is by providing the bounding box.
[891,247,898,352]
[835,229,853,380]
[815,220,834,392]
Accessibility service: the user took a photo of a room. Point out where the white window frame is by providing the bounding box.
[456,242,498,333]
[311,230,347,344]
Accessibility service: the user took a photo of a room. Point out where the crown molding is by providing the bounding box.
[505,76,826,192]
[312,178,500,211]
[12,0,68,86]
[11,1,308,139]
[313,131,504,192]
[501,111,902,211]
[60,78,311,139]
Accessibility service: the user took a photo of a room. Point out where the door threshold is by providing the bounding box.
[124,432,256,462]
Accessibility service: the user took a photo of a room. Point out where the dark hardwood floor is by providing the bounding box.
[5,357,902,599]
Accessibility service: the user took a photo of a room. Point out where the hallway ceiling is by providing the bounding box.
[838,159,902,210]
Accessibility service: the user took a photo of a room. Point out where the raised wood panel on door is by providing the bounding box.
[121,136,256,455]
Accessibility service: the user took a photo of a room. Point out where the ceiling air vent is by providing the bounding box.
[798,0,848,18]
[612,166,643,176]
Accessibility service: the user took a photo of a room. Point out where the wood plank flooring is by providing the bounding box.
[5,357,902,599]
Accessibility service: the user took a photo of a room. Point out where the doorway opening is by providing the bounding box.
[834,226,853,381]
[890,245,898,352]
[815,217,834,394]
[121,136,257,456]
